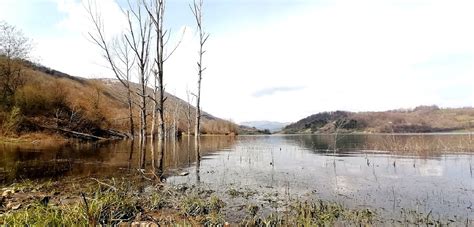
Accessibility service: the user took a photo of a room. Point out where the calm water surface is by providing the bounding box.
[1,134,473,220]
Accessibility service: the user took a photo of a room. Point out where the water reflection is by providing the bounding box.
[1,134,473,220]
[284,134,368,153]
[167,135,474,220]
[285,133,474,155]
[0,136,236,183]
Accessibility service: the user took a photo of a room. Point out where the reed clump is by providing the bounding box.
[363,134,474,153]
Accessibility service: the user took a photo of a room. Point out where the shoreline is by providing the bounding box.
[1,176,468,226]
[2,130,472,144]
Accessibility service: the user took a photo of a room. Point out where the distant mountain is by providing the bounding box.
[240,121,290,133]
[237,125,271,135]
[281,106,474,134]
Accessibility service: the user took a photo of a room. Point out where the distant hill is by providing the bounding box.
[237,125,271,135]
[0,59,238,139]
[282,106,474,134]
[240,121,289,133]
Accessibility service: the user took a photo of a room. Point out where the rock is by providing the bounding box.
[130,221,158,227]
[2,189,14,197]
[178,171,189,176]
[11,204,21,210]
[6,202,21,210]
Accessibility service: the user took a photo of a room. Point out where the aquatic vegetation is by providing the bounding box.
[362,134,474,153]
[247,204,259,217]
[227,188,243,198]
[1,177,470,226]
[240,200,375,226]
[180,194,224,216]
[226,188,257,199]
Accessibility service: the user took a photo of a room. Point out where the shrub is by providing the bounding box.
[1,105,22,136]
[14,81,66,115]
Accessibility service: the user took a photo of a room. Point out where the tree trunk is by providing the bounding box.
[140,76,147,146]
[191,0,208,159]
[127,86,135,138]
[158,71,165,144]
[195,84,201,149]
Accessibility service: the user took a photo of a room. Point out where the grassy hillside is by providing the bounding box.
[0,59,238,140]
[282,106,474,134]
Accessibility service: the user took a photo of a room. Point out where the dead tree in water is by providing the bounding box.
[123,1,152,146]
[185,88,194,136]
[86,4,137,138]
[145,0,165,144]
[114,38,137,138]
[172,93,181,139]
[144,0,180,144]
[121,1,153,170]
[191,0,209,155]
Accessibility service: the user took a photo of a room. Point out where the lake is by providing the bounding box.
[1,134,473,221]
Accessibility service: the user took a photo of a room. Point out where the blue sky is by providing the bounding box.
[1,0,473,123]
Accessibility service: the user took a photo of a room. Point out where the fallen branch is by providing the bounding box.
[91,177,118,191]
[41,125,106,140]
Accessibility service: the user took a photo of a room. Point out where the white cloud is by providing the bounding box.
[33,0,127,78]
[178,0,474,122]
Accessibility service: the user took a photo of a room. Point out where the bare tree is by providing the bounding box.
[0,21,31,60]
[191,0,209,151]
[185,87,194,136]
[333,118,350,153]
[171,93,181,139]
[85,2,137,138]
[114,37,137,138]
[123,1,153,146]
[0,21,32,106]
[144,0,184,143]
[144,0,165,145]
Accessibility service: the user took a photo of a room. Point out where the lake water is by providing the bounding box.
[1,134,473,221]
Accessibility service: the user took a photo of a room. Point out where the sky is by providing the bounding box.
[1,0,473,123]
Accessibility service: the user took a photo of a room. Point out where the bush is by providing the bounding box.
[14,81,66,115]
[1,106,22,136]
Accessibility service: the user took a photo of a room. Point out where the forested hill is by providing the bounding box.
[0,59,237,139]
[281,106,474,134]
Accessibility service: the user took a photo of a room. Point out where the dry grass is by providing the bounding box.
[0,61,238,138]
[361,134,474,153]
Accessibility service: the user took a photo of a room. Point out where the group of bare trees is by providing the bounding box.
[87,0,208,173]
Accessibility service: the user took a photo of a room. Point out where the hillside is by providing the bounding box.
[237,125,272,135]
[240,121,289,133]
[281,106,474,134]
[0,60,238,140]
